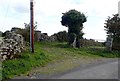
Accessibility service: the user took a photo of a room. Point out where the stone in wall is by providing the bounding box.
[0,32,24,61]
[39,33,56,42]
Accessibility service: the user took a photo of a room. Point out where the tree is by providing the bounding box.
[61,9,87,47]
[104,14,120,50]
[23,22,37,42]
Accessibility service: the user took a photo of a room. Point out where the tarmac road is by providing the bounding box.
[52,59,119,79]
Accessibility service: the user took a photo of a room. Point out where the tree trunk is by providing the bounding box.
[76,38,80,48]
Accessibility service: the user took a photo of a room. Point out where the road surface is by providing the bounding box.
[52,59,119,79]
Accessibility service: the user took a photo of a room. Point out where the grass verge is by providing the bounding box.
[1,42,119,80]
[2,42,51,80]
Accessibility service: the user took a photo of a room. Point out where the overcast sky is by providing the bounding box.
[0,0,119,41]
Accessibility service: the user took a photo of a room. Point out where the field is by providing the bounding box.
[1,42,120,80]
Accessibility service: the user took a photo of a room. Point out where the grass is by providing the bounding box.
[0,62,2,81]
[78,46,120,58]
[2,42,51,80]
[1,42,120,80]
[50,42,120,58]
[0,37,3,80]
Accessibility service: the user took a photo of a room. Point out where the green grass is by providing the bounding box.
[2,42,51,80]
[49,42,120,58]
[1,42,120,80]
[0,62,2,81]
[78,46,120,58]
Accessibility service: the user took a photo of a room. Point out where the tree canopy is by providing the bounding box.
[104,14,120,50]
[61,9,87,47]
[61,9,87,27]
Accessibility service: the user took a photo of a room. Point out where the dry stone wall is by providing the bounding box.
[0,32,24,61]
[34,31,57,42]
[39,33,57,42]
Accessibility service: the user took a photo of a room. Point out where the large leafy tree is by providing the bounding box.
[61,9,87,47]
[104,14,120,50]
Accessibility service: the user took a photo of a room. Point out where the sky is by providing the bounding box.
[0,0,119,41]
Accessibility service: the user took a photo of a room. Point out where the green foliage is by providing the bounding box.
[0,62,2,81]
[61,9,87,27]
[79,47,120,58]
[104,14,120,50]
[2,53,50,80]
[61,9,87,47]
[40,42,119,58]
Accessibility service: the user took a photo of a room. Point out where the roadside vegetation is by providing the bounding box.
[1,42,119,80]
[1,8,120,81]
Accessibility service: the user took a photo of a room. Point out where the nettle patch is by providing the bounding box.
[0,32,25,61]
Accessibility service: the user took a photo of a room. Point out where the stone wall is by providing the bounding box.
[35,31,57,42]
[0,32,24,61]
[39,33,57,42]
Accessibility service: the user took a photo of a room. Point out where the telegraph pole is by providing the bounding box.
[30,0,34,53]
[118,1,120,18]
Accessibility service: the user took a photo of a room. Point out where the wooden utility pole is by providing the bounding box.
[118,1,120,18]
[30,0,34,53]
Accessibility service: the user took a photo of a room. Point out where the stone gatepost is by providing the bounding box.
[72,37,76,48]
[106,36,113,51]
